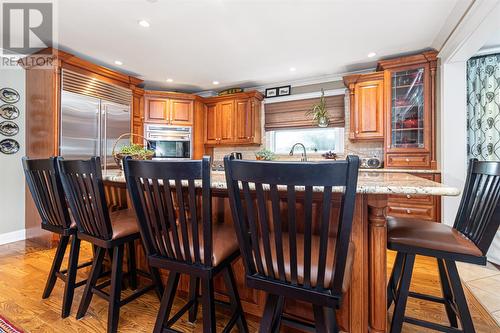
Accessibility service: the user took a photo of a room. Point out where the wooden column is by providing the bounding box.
[367,194,388,333]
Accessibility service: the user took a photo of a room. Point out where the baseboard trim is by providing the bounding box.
[0,229,26,245]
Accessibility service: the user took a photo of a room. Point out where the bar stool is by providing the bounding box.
[387,159,500,333]
[124,156,248,333]
[57,156,163,333]
[22,156,93,318]
[224,155,360,333]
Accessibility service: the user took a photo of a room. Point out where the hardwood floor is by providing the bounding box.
[0,240,498,332]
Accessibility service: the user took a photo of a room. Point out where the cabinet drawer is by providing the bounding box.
[387,204,435,221]
[386,154,430,168]
[388,194,433,205]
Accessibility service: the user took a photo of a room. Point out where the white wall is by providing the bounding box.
[439,0,500,263]
[0,65,26,245]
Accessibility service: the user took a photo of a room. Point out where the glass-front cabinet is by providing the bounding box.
[380,51,437,169]
[390,68,425,149]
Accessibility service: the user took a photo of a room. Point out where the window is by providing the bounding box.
[268,127,344,154]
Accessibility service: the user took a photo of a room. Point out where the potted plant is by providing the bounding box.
[306,88,329,127]
[255,148,276,161]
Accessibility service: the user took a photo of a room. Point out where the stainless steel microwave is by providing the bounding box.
[144,124,192,159]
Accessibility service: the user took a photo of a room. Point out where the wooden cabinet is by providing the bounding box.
[170,99,194,125]
[387,173,441,221]
[144,92,194,126]
[344,72,384,141]
[203,91,263,146]
[131,88,144,144]
[205,103,219,144]
[378,51,438,169]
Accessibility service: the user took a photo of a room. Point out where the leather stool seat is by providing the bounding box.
[387,216,482,262]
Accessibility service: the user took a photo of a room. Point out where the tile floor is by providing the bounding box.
[458,261,500,326]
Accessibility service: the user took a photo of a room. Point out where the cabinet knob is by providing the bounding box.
[406,209,411,214]
[406,158,410,162]
[406,194,411,199]
[355,130,359,134]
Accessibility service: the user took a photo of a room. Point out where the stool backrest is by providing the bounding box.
[224,155,359,296]
[454,159,500,255]
[22,157,72,229]
[57,157,113,240]
[124,157,213,266]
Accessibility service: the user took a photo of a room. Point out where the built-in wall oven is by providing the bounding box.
[144,124,192,159]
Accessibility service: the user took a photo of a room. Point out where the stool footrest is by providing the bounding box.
[404,316,463,333]
[408,291,446,304]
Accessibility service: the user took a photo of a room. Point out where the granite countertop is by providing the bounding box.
[104,170,459,196]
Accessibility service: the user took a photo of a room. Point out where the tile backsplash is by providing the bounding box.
[212,91,384,161]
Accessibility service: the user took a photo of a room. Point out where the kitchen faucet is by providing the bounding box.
[289,143,307,162]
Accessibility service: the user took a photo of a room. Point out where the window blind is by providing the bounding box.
[264,95,345,130]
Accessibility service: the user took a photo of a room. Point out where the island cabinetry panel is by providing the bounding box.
[144,91,194,126]
[344,72,384,141]
[203,91,263,146]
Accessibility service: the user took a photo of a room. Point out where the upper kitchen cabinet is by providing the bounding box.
[378,50,438,169]
[343,72,384,141]
[144,91,194,126]
[203,91,263,146]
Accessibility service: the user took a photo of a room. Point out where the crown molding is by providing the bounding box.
[248,68,375,92]
[475,45,500,56]
[263,88,346,104]
[195,68,375,96]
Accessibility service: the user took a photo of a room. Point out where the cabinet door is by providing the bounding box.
[169,99,193,125]
[234,99,252,142]
[219,100,234,143]
[353,79,384,140]
[145,98,168,123]
[386,64,430,152]
[205,103,219,144]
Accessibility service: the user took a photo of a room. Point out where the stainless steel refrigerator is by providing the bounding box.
[60,90,131,172]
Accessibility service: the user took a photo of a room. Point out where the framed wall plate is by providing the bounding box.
[0,104,20,120]
[0,121,19,136]
[0,88,20,104]
[0,138,20,154]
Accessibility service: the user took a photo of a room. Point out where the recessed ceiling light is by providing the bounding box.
[138,19,150,28]
[212,81,220,85]
[114,60,123,65]
[367,52,377,58]
[289,67,296,72]
[166,78,173,83]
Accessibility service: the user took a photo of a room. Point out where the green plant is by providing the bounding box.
[255,148,276,161]
[118,144,154,159]
[305,88,329,125]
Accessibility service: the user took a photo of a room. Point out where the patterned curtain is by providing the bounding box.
[467,53,500,160]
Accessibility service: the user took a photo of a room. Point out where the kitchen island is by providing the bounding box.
[103,170,459,333]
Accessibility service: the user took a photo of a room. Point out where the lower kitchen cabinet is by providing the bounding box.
[387,173,441,221]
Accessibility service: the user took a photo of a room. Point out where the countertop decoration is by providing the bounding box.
[306,88,329,127]
[255,148,276,161]
[112,133,154,169]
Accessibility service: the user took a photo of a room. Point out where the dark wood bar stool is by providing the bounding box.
[22,156,93,318]
[124,156,248,333]
[57,156,163,333]
[387,159,500,333]
[224,155,360,333]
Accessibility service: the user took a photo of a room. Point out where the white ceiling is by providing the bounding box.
[54,0,465,92]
